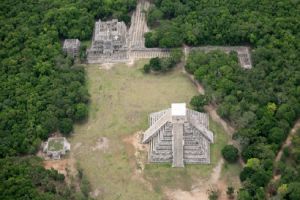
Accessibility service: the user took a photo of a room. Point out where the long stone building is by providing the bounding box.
[142,103,214,167]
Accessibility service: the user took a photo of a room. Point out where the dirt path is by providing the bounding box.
[275,119,300,162]
[164,159,225,200]
[123,132,153,191]
[182,47,234,136]
[267,119,300,195]
[204,105,235,135]
[181,63,236,138]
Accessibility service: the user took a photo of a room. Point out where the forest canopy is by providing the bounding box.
[0,0,135,199]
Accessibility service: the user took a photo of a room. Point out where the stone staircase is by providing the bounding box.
[187,109,209,129]
[183,123,210,164]
[172,123,184,167]
[143,109,171,143]
[149,122,173,162]
[128,0,150,49]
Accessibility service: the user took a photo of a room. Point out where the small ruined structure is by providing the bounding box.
[87,19,129,63]
[63,39,80,58]
[142,103,214,167]
[188,46,252,69]
[42,137,71,160]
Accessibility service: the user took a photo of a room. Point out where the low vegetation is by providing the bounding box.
[222,145,239,163]
[48,138,64,151]
[190,94,210,112]
[0,157,92,200]
[143,49,182,73]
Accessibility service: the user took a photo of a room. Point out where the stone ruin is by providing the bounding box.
[87,19,129,63]
[142,103,214,167]
[188,46,252,69]
[85,0,252,69]
[63,39,80,58]
[86,0,171,64]
[42,137,71,160]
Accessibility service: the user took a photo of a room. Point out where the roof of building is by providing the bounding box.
[94,19,126,41]
[63,39,80,49]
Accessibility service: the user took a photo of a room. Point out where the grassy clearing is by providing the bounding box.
[48,138,64,151]
[70,60,232,200]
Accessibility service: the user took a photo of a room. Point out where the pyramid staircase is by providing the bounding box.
[149,122,173,162]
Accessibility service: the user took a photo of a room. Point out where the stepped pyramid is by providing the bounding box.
[142,103,214,167]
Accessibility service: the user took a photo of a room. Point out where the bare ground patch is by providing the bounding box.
[90,188,104,198]
[164,159,225,200]
[73,142,82,150]
[43,155,77,186]
[100,63,114,70]
[123,131,153,191]
[91,137,109,152]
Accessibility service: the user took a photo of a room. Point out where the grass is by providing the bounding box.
[81,40,92,49]
[70,60,232,200]
[48,138,64,151]
[221,162,242,189]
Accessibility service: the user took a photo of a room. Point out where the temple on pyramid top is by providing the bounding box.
[142,103,214,167]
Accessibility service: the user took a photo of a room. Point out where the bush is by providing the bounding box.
[149,57,161,71]
[59,118,73,135]
[190,95,209,112]
[222,145,239,163]
[227,186,235,199]
[75,103,88,121]
[208,189,219,200]
[143,64,151,73]
[143,49,183,73]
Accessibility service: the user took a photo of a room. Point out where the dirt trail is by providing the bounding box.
[182,47,234,136]
[123,132,153,191]
[204,105,235,135]
[164,159,226,200]
[275,119,300,162]
[182,64,236,138]
[266,119,300,195]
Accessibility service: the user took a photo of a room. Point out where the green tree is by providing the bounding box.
[143,64,151,73]
[149,57,161,71]
[58,118,73,135]
[190,95,209,112]
[286,182,300,200]
[75,103,88,121]
[222,145,239,163]
[226,186,235,199]
[246,158,260,170]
